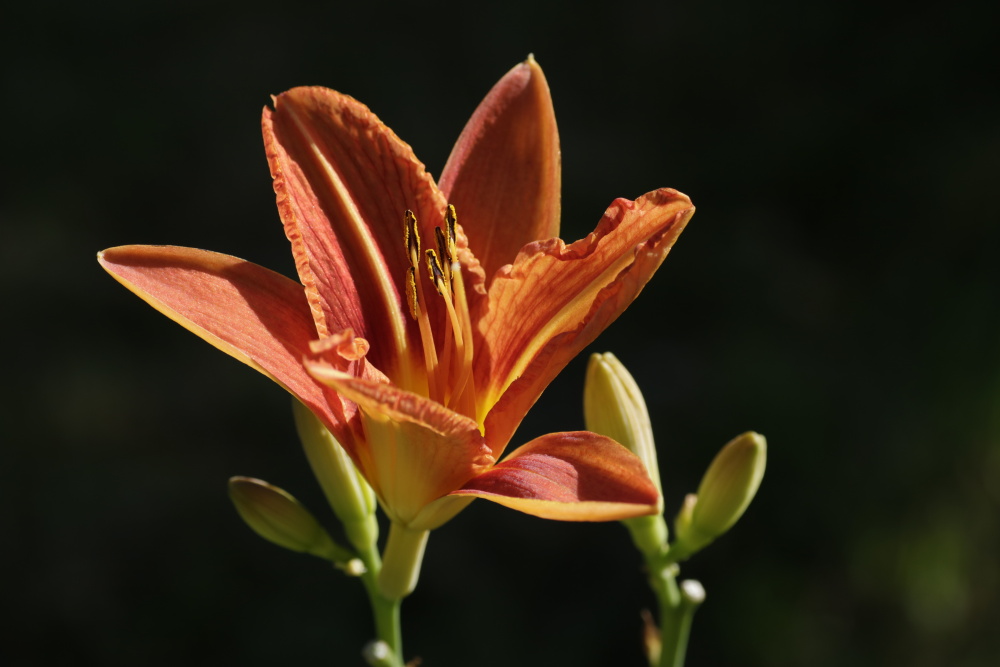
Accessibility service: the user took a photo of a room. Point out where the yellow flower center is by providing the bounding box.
[401,206,479,423]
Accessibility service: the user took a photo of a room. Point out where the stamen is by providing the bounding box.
[404,209,421,268]
[449,255,477,418]
[434,226,452,285]
[438,314,455,402]
[398,205,479,417]
[404,266,419,320]
[416,301,440,401]
[425,249,447,296]
[445,203,474,414]
[445,205,458,259]
[401,210,440,401]
[438,283,467,408]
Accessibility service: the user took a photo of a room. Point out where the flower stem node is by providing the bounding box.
[227,476,354,564]
[673,431,766,557]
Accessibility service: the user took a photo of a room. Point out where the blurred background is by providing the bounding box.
[3,1,998,665]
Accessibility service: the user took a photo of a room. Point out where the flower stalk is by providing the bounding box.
[357,544,404,667]
[584,352,762,667]
[657,578,705,667]
[379,522,430,600]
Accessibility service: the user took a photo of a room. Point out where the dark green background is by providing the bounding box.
[4,1,998,665]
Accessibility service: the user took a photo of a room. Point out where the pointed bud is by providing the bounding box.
[674,432,766,555]
[292,400,379,552]
[584,352,668,556]
[228,476,355,565]
[584,353,661,499]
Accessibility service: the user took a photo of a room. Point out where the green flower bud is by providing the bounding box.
[228,476,354,565]
[292,400,379,552]
[584,352,662,504]
[584,352,668,556]
[674,431,766,556]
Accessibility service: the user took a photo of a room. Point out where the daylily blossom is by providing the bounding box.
[99,57,694,535]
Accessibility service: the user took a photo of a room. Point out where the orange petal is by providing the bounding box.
[305,361,494,526]
[439,56,561,281]
[97,245,346,433]
[477,188,694,456]
[451,431,659,521]
[263,88,447,375]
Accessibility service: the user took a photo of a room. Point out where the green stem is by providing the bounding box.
[356,540,404,667]
[379,523,429,600]
[352,522,429,667]
[677,581,705,664]
[649,564,680,667]
[649,564,703,667]
[638,545,705,667]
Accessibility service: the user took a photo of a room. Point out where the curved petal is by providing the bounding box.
[97,245,345,431]
[440,56,561,281]
[477,188,694,456]
[451,431,659,521]
[305,361,494,526]
[264,88,448,376]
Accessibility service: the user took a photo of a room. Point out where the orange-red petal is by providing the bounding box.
[439,56,561,281]
[450,431,659,521]
[476,188,694,456]
[97,245,345,432]
[264,87,447,376]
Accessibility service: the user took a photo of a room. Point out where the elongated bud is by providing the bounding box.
[585,352,662,503]
[292,400,379,552]
[674,431,766,555]
[584,352,667,556]
[228,476,357,567]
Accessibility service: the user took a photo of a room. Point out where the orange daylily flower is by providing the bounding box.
[99,57,694,532]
